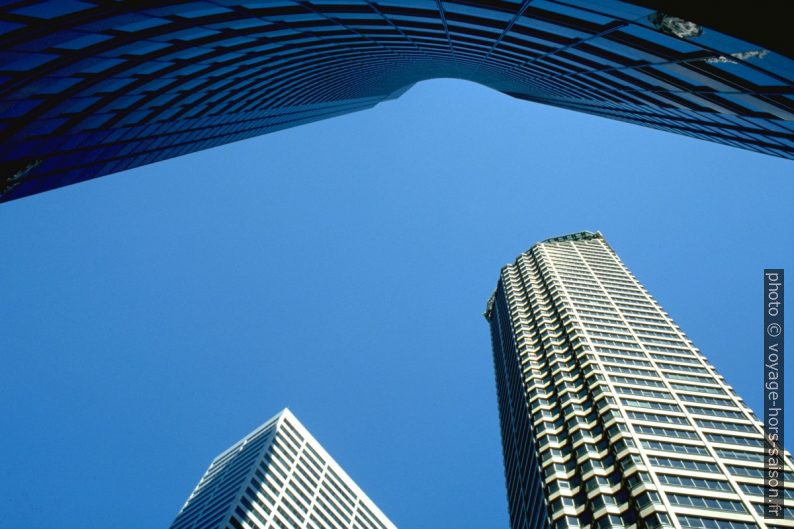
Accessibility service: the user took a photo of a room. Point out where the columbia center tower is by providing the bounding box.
[485,232,793,529]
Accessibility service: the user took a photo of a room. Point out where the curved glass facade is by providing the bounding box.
[1,1,792,202]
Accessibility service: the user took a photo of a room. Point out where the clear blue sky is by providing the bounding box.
[0,79,792,529]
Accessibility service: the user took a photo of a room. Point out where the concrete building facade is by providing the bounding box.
[486,231,793,529]
[170,409,396,529]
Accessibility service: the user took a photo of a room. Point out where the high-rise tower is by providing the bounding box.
[170,408,396,529]
[485,231,792,529]
[1,2,792,202]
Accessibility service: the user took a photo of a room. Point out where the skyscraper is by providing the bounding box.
[170,408,396,529]
[485,231,792,529]
[1,2,792,202]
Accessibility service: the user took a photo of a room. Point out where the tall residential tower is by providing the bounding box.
[170,409,396,529]
[486,231,792,529]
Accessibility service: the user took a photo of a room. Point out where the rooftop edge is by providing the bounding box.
[483,230,603,320]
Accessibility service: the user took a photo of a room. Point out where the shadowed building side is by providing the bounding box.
[489,280,551,529]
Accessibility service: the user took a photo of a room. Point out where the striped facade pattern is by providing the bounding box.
[171,408,396,529]
[1,1,793,202]
[486,232,793,529]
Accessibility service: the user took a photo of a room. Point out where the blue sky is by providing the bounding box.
[0,79,792,529]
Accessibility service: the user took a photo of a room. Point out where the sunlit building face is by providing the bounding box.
[170,408,397,529]
[486,231,794,529]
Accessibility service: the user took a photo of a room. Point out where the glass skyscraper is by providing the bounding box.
[485,231,792,529]
[1,1,792,202]
[170,408,396,529]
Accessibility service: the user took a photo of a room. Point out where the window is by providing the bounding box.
[671,382,726,395]
[677,515,756,529]
[726,465,765,478]
[646,456,719,473]
[634,424,698,440]
[622,398,680,411]
[740,483,794,499]
[627,410,689,425]
[679,393,733,406]
[686,405,745,419]
[696,419,757,433]
[615,386,673,399]
[667,494,746,513]
[714,448,763,462]
[657,474,732,491]
[641,439,708,456]
[705,433,763,447]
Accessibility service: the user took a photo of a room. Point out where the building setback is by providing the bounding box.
[485,231,793,529]
[1,1,793,202]
[170,408,396,529]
